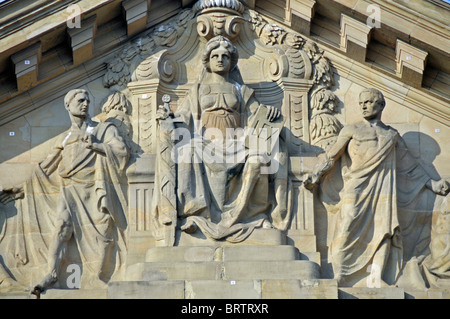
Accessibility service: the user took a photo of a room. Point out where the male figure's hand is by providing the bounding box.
[0,186,24,205]
[428,179,450,196]
[82,134,105,154]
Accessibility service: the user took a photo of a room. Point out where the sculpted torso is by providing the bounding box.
[344,122,397,165]
[199,82,241,133]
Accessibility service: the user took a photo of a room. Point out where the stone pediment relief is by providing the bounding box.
[101,0,340,154]
[1,0,449,300]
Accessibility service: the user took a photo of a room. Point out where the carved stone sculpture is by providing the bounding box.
[150,35,289,245]
[304,88,449,287]
[422,198,450,288]
[0,89,129,294]
[2,0,449,300]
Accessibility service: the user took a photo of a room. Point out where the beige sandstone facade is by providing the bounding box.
[0,0,449,299]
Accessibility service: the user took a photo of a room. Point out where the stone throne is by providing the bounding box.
[104,0,341,298]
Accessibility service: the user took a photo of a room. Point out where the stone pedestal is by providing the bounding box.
[174,228,286,247]
[338,287,405,299]
[108,237,331,299]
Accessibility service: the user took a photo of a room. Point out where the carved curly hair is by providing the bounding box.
[201,36,239,72]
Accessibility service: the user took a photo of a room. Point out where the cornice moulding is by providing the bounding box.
[0,2,448,128]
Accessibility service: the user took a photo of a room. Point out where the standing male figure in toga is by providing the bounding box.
[304,88,449,287]
[0,89,129,295]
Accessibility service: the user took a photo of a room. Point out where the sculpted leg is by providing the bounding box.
[270,149,289,230]
[32,209,73,295]
[367,237,391,288]
[221,155,262,228]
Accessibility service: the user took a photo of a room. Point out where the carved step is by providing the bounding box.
[338,287,405,299]
[222,261,320,280]
[0,292,36,299]
[145,245,300,263]
[261,279,338,299]
[404,289,450,299]
[107,279,338,299]
[221,245,299,262]
[126,260,320,281]
[175,228,287,246]
[108,280,185,299]
[38,288,108,299]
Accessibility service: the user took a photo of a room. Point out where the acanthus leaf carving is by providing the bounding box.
[103,4,342,154]
[103,9,195,89]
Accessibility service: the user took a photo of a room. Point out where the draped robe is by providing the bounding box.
[151,82,288,244]
[0,120,129,287]
[323,122,431,285]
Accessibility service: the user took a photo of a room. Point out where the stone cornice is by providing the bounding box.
[0,0,448,128]
[0,0,117,49]
[322,44,450,127]
[330,0,450,55]
[0,46,119,126]
[0,0,78,40]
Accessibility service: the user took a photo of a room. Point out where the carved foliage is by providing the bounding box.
[102,4,342,153]
[249,17,343,165]
[247,10,304,50]
[246,10,341,149]
[103,9,195,89]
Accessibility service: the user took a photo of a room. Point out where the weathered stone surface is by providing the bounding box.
[0,293,36,300]
[108,281,185,299]
[39,288,108,299]
[221,245,299,262]
[140,262,221,281]
[185,280,262,299]
[0,0,449,300]
[261,279,338,299]
[146,246,217,263]
[338,287,405,299]
[222,260,320,280]
[175,228,287,247]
